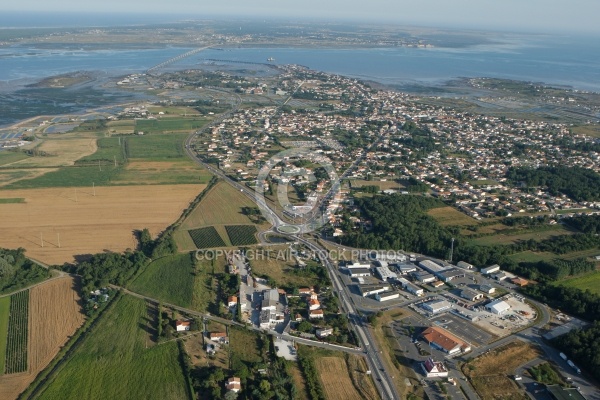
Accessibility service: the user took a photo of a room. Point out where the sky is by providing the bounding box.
[2,0,600,35]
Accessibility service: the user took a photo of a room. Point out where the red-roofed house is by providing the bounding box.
[308,299,321,310]
[225,377,241,393]
[175,320,190,332]
[228,295,238,307]
[309,309,324,319]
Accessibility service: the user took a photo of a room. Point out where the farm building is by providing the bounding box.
[460,289,483,302]
[375,291,401,302]
[359,284,390,297]
[480,264,500,275]
[486,299,511,315]
[397,277,424,296]
[457,261,474,270]
[175,320,190,332]
[225,377,242,393]
[421,326,471,355]
[479,283,496,294]
[421,299,452,314]
[421,358,449,378]
[349,268,372,278]
[375,266,398,281]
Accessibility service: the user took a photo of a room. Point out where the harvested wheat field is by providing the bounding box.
[11,138,98,168]
[0,184,205,264]
[0,277,84,400]
[315,356,363,400]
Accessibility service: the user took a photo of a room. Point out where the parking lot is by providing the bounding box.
[432,313,494,346]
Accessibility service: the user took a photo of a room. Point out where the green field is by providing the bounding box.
[188,226,227,249]
[0,198,25,204]
[0,151,29,166]
[37,295,190,400]
[4,165,122,189]
[191,256,218,313]
[129,253,196,308]
[508,251,556,264]
[135,118,209,134]
[225,225,258,246]
[0,296,10,374]
[125,133,189,160]
[470,225,573,246]
[75,136,126,165]
[557,270,600,295]
[4,290,29,374]
[230,327,262,363]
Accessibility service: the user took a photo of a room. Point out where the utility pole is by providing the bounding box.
[93,182,96,197]
[75,188,78,203]
[41,232,44,248]
[57,232,61,248]
[449,237,455,262]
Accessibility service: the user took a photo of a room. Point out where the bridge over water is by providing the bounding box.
[146,45,213,75]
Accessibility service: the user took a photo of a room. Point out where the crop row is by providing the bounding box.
[188,226,226,249]
[4,290,29,374]
[225,225,258,246]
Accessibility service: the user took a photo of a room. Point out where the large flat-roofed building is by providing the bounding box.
[411,271,437,283]
[349,268,371,278]
[359,284,390,297]
[479,284,496,294]
[481,264,501,275]
[396,262,418,275]
[421,299,452,314]
[436,268,466,282]
[457,261,474,270]
[346,261,371,269]
[419,260,449,274]
[261,288,280,310]
[375,291,401,302]
[369,251,407,262]
[375,266,397,281]
[486,299,511,315]
[421,326,471,355]
[397,277,424,296]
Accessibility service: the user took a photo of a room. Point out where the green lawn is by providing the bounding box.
[557,270,600,295]
[125,133,188,160]
[37,295,190,400]
[75,136,126,165]
[128,253,196,308]
[0,198,25,204]
[0,296,10,374]
[135,118,209,134]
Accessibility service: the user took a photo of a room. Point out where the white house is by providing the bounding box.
[175,320,190,332]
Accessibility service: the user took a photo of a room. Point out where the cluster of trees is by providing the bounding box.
[297,347,326,400]
[506,166,600,202]
[553,321,600,382]
[0,248,49,294]
[523,284,600,320]
[502,215,553,227]
[565,214,600,234]
[340,194,453,258]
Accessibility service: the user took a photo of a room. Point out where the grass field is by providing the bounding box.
[0,198,24,204]
[462,340,540,400]
[129,253,196,308]
[350,179,404,190]
[0,185,204,264]
[427,206,479,226]
[113,161,212,185]
[126,133,188,160]
[571,124,600,138]
[135,118,209,134]
[4,290,29,374]
[36,295,189,400]
[0,297,9,375]
[75,136,126,165]
[248,246,319,288]
[315,356,364,400]
[508,251,556,264]
[229,327,262,363]
[10,137,98,168]
[288,362,309,400]
[557,270,600,295]
[0,152,29,167]
[191,257,219,313]
[225,225,258,246]
[3,165,124,189]
[470,225,573,246]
